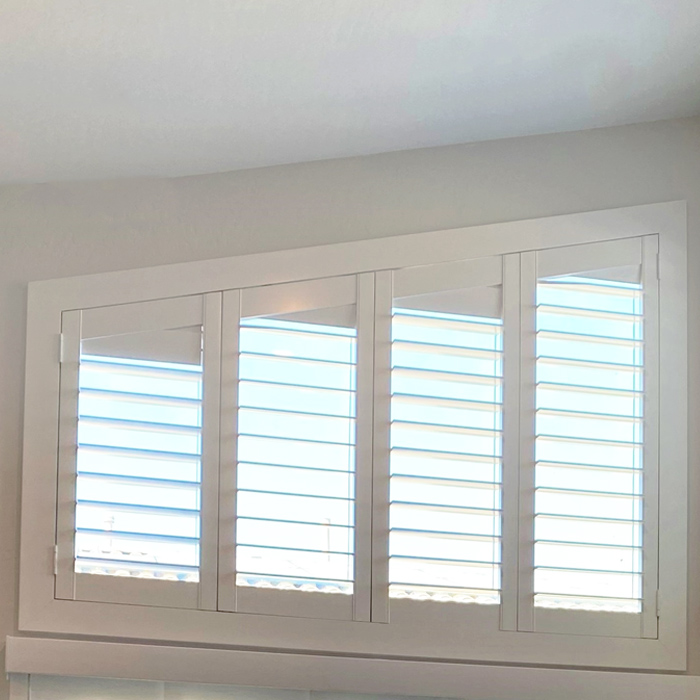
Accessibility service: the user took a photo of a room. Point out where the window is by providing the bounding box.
[534,272,645,615]
[19,203,687,672]
[216,276,373,619]
[74,353,204,584]
[516,238,659,639]
[54,296,217,608]
[389,259,503,607]
[235,317,357,597]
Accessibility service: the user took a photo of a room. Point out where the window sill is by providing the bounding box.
[6,636,697,700]
[17,595,686,671]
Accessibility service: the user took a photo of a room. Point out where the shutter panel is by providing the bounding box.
[525,236,658,637]
[56,295,220,609]
[388,258,504,609]
[219,275,371,620]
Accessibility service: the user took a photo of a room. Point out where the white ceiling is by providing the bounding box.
[1,0,699,184]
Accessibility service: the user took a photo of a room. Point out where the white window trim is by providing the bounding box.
[17,202,687,674]
[7,637,700,700]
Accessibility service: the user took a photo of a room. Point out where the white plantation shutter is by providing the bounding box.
[521,237,659,637]
[56,294,222,609]
[46,219,675,656]
[218,275,374,620]
[20,204,687,676]
[387,258,504,608]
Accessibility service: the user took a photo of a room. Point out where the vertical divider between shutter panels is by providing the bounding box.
[199,293,223,610]
[517,252,537,632]
[354,273,375,622]
[370,270,393,623]
[55,309,82,600]
[217,290,241,612]
[500,255,521,631]
[641,235,660,639]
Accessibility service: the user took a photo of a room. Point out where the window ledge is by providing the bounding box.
[6,636,699,700]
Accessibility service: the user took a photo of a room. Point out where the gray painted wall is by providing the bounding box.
[1,116,699,698]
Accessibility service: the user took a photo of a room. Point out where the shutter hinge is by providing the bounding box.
[656,252,661,281]
[59,333,65,364]
[53,545,59,576]
[655,590,661,617]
